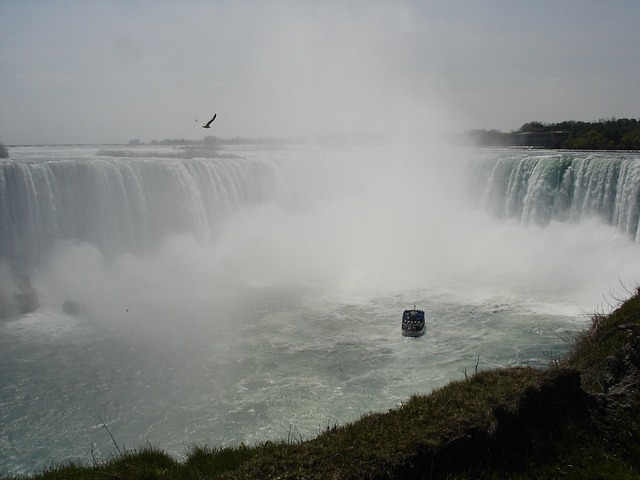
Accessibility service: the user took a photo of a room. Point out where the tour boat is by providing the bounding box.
[401,307,426,337]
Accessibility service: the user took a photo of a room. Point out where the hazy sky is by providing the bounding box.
[1,1,639,145]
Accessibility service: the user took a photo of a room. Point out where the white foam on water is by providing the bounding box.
[2,145,640,475]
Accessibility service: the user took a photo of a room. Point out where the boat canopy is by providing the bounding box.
[402,309,425,322]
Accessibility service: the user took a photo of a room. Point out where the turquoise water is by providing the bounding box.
[2,145,640,475]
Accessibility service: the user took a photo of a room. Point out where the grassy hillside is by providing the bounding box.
[5,290,640,479]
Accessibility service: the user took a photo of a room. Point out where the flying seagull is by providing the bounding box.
[195,113,217,128]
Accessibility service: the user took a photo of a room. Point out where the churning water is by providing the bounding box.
[2,144,640,475]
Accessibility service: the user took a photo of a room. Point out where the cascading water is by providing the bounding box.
[0,147,287,269]
[468,150,640,240]
[2,144,640,476]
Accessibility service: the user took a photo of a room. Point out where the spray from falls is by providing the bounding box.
[2,146,640,332]
[5,147,640,272]
[0,153,284,268]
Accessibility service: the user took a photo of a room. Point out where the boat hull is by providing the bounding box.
[401,326,426,337]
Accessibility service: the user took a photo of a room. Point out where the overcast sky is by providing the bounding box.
[1,1,639,145]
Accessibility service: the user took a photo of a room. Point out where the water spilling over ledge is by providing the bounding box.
[0,149,283,267]
[469,150,640,240]
[3,147,640,271]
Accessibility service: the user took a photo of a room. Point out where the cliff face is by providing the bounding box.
[389,369,593,478]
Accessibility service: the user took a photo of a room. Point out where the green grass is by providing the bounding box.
[6,289,640,479]
[562,289,640,393]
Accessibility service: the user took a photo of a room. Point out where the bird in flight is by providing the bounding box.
[195,113,217,128]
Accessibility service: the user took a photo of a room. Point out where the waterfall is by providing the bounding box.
[3,146,640,272]
[468,150,640,241]
[0,151,284,268]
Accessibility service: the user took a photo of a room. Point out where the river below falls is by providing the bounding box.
[3,145,640,475]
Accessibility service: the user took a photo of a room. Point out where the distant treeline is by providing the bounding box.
[131,119,640,150]
[467,117,640,149]
[0,142,8,158]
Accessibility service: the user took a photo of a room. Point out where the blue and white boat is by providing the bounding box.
[401,307,426,337]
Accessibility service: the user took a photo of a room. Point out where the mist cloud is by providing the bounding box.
[32,146,640,346]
